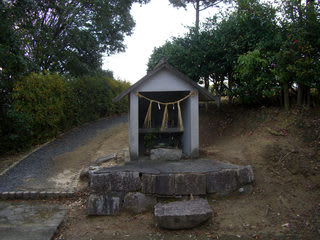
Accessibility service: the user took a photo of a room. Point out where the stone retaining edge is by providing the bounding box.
[0,191,75,200]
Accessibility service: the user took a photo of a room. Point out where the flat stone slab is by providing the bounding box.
[154,199,212,229]
[95,159,240,174]
[0,202,66,240]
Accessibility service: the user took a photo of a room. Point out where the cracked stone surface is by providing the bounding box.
[0,202,66,240]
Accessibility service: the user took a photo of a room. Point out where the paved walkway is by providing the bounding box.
[0,114,128,192]
[0,201,66,240]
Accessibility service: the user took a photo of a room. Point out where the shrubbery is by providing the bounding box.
[12,72,68,142]
[0,72,129,154]
[66,75,129,126]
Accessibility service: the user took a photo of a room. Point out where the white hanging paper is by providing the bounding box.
[158,103,161,110]
[173,104,175,110]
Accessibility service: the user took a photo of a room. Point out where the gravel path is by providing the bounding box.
[0,114,128,192]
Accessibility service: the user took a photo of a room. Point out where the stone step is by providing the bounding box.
[154,199,212,229]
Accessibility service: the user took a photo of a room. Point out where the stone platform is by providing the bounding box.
[88,158,254,215]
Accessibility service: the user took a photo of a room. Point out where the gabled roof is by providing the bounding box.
[113,59,218,102]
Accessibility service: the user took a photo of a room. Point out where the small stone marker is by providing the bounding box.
[150,148,182,161]
[87,193,124,215]
[154,199,212,229]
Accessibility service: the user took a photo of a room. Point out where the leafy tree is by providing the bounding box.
[148,27,224,93]
[7,0,149,76]
[1,1,29,153]
[1,0,136,154]
[169,0,230,30]
[234,49,278,104]
[279,0,320,106]
[219,0,281,102]
[149,0,280,97]
[0,1,26,111]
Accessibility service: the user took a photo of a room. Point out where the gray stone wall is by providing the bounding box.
[87,163,254,215]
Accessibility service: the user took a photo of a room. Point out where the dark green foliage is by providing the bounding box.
[0,110,33,153]
[8,0,149,76]
[149,0,320,106]
[277,0,320,106]
[234,50,278,104]
[147,30,207,83]
[0,0,27,117]
[66,74,129,126]
[12,72,68,142]
[0,72,129,155]
[0,0,140,155]
[143,133,157,150]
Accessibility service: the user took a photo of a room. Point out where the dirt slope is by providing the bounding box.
[50,105,320,239]
[198,105,320,239]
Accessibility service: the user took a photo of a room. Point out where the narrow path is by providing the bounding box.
[0,114,128,192]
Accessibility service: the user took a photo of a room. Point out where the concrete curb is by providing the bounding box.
[0,191,75,200]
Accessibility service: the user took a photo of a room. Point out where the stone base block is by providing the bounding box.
[206,169,239,195]
[174,173,206,195]
[154,199,212,229]
[87,192,124,215]
[124,192,157,214]
[90,171,141,193]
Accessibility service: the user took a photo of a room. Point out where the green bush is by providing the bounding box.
[0,71,129,155]
[109,78,130,114]
[12,72,68,143]
[66,75,129,125]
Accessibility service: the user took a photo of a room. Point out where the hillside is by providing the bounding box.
[199,104,320,238]
[53,104,320,239]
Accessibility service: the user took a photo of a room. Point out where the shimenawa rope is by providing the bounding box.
[135,91,196,131]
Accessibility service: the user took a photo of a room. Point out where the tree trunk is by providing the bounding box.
[297,82,303,106]
[195,0,200,31]
[228,76,233,104]
[204,77,209,90]
[283,81,290,110]
[303,86,310,107]
[280,88,284,107]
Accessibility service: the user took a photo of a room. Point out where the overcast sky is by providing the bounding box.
[102,0,225,84]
